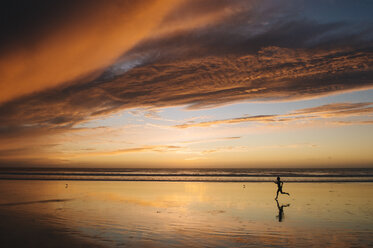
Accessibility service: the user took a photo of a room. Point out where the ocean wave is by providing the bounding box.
[0,168,372,182]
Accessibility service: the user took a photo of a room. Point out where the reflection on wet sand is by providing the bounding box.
[0,181,372,247]
[275,199,290,222]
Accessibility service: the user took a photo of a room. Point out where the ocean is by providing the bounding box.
[0,167,372,182]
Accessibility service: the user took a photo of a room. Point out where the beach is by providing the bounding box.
[0,180,372,247]
[1,1,372,247]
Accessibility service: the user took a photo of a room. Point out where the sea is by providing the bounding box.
[0,167,372,182]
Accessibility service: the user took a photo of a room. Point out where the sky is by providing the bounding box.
[0,0,372,168]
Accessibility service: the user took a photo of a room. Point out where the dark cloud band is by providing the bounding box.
[0,0,372,139]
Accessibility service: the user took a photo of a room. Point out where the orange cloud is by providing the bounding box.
[174,102,373,128]
[70,145,182,158]
[0,0,180,104]
[294,102,373,117]
[175,115,277,128]
[3,46,370,131]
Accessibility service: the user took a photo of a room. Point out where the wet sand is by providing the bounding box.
[0,209,104,248]
[0,180,372,247]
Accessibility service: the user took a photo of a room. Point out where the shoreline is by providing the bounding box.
[0,178,372,183]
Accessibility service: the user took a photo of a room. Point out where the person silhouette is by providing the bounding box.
[275,199,290,222]
[274,176,290,200]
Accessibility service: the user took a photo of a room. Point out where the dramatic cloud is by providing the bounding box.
[1,46,371,131]
[0,0,372,152]
[0,0,180,104]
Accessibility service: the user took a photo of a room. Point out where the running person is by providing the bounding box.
[274,176,290,200]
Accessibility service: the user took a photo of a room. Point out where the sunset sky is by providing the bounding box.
[0,0,372,168]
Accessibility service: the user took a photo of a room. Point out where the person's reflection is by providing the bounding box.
[275,199,290,222]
